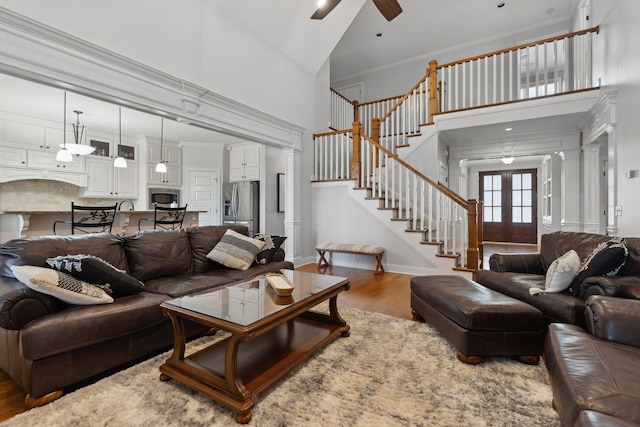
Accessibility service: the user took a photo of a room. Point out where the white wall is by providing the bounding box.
[312,181,439,274]
[263,145,285,235]
[591,0,640,236]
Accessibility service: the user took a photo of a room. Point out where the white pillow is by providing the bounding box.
[11,265,114,305]
[206,229,266,270]
[530,250,580,295]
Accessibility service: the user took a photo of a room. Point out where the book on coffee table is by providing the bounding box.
[265,273,294,296]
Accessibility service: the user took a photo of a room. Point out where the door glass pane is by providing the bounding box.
[513,190,522,205]
[522,173,532,189]
[523,207,532,222]
[484,206,492,221]
[484,191,492,206]
[512,207,522,222]
[523,190,532,205]
[484,175,493,190]
[512,174,522,190]
[493,175,501,190]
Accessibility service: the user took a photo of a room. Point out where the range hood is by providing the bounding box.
[0,168,88,187]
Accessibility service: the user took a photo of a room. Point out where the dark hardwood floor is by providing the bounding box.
[0,242,537,422]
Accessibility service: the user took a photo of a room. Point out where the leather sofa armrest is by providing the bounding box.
[0,277,61,330]
[580,275,640,299]
[488,253,544,274]
[585,296,640,348]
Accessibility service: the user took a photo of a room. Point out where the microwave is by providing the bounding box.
[149,188,180,209]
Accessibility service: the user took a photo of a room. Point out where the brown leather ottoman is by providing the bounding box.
[410,275,545,364]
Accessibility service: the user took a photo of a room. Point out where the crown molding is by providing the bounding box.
[0,6,305,150]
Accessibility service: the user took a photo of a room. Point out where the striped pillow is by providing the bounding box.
[206,229,266,270]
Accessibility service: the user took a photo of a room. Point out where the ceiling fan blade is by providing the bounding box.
[311,0,342,20]
[372,0,403,21]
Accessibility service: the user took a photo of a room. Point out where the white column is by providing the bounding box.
[560,149,581,231]
[606,127,618,236]
[283,147,302,264]
[582,144,601,233]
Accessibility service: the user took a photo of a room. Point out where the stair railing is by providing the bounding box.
[437,26,599,113]
[356,120,481,270]
[330,88,356,131]
[312,129,353,181]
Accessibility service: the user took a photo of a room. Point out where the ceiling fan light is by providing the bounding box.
[155,162,167,173]
[114,156,127,168]
[56,148,73,162]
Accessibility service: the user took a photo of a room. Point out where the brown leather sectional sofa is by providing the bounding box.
[476,231,640,328]
[0,225,293,406]
[475,231,640,426]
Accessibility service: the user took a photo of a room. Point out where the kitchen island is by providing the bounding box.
[0,210,205,242]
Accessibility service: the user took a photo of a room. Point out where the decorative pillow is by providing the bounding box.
[529,250,580,295]
[254,234,287,265]
[206,229,265,271]
[569,238,629,297]
[11,265,113,305]
[46,255,145,297]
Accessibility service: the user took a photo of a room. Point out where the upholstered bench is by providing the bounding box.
[410,275,545,364]
[316,243,384,274]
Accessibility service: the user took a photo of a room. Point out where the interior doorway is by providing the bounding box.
[480,169,537,244]
[188,169,220,226]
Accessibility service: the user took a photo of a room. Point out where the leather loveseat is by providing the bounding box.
[0,225,293,407]
[545,296,640,426]
[475,231,640,328]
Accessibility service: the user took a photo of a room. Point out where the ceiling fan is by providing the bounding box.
[311,0,403,22]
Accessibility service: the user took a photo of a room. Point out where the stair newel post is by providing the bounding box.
[353,100,359,125]
[428,59,439,125]
[372,118,381,169]
[351,120,362,186]
[466,199,480,271]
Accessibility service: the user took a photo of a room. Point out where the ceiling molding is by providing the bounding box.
[0,6,305,151]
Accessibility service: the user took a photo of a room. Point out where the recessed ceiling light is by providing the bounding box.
[505,127,513,131]
[497,2,505,8]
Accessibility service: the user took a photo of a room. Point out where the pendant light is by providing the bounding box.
[60,109,95,156]
[155,117,167,173]
[56,91,73,162]
[113,106,127,168]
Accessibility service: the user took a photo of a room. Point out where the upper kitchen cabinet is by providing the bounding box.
[229,144,261,182]
[147,141,182,187]
[81,156,138,199]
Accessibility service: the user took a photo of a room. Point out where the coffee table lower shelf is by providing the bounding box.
[159,313,349,423]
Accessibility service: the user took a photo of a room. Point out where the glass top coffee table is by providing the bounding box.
[159,270,350,424]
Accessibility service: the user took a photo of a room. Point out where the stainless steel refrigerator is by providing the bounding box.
[223,181,260,236]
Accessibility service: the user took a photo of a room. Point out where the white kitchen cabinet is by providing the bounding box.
[229,145,260,182]
[0,147,27,168]
[27,150,85,173]
[148,143,182,166]
[147,141,182,187]
[147,164,181,186]
[81,157,139,198]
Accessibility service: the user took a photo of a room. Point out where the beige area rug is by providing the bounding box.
[1,307,559,426]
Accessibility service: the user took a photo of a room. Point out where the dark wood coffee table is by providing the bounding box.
[159,270,350,424]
